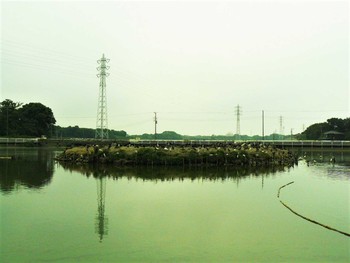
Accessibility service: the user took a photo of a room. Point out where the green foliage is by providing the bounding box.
[302,118,350,140]
[54,125,127,139]
[135,131,182,140]
[157,131,183,140]
[19,103,56,137]
[0,99,22,136]
[302,122,329,140]
[0,99,55,137]
[128,132,290,141]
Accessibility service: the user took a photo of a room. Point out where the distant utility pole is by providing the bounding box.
[154,112,158,140]
[235,105,241,139]
[95,54,110,140]
[279,116,283,140]
[5,107,9,147]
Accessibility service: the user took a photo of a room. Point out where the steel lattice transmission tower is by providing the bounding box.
[95,54,110,139]
[279,116,284,140]
[235,105,241,139]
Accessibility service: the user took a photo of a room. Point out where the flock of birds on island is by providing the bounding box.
[61,141,338,167]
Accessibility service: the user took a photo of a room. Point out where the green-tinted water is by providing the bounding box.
[1,148,349,262]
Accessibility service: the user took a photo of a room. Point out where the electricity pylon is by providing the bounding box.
[235,105,241,140]
[95,176,108,242]
[95,54,110,139]
[279,116,284,140]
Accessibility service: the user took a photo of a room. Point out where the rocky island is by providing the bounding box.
[55,142,297,167]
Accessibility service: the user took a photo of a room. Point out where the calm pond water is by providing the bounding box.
[1,147,349,262]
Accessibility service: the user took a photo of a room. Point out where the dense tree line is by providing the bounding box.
[300,118,350,140]
[54,125,127,139]
[0,99,56,137]
[0,99,127,139]
[129,131,289,141]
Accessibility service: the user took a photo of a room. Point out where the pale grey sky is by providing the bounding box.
[1,0,349,136]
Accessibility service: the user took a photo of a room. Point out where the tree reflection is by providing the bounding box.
[57,162,288,243]
[58,162,287,183]
[0,149,55,194]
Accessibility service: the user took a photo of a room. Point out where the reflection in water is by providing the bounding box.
[58,162,289,183]
[0,149,55,194]
[326,166,350,180]
[309,164,350,181]
[96,177,108,242]
[58,162,290,243]
[2,149,349,261]
[294,149,350,165]
[292,149,350,181]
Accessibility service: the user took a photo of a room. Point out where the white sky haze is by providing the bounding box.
[1,0,349,136]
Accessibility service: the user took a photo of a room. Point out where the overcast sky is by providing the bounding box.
[1,0,349,136]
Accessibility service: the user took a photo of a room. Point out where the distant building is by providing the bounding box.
[322,130,345,140]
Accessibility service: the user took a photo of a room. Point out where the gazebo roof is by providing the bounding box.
[323,130,344,135]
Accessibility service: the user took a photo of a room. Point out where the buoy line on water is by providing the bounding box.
[277,181,350,238]
[277,181,294,198]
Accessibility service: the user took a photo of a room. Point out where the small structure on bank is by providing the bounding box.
[322,131,345,140]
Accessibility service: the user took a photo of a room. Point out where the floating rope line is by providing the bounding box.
[277,181,294,198]
[278,181,350,238]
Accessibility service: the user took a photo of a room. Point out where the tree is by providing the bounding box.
[18,103,56,137]
[157,131,183,140]
[342,118,350,140]
[0,99,22,136]
[109,130,127,139]
[302,122,330,140]
[327,118,345,132]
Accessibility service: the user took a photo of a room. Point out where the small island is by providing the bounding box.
[55,142,297,167]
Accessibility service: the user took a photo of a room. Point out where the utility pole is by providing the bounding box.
[262,110,265,141]
[95,54,110,140]
[6,106,9,138]
[154,112,158,140]
[235,105,241,140]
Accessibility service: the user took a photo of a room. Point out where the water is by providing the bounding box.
[1,147,349,262]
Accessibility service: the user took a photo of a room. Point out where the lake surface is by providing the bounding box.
[1,147,349,262]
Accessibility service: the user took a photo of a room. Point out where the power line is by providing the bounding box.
[1,38,94,62]
[2,59,94,78]
[1,49,93,68]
